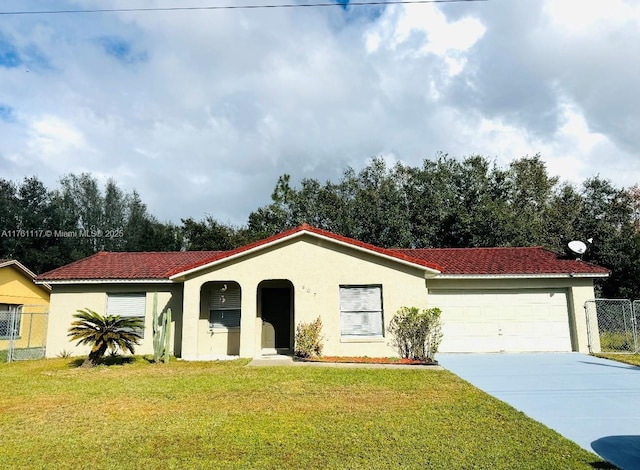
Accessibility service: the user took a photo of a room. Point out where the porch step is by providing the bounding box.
[248,355,295,366]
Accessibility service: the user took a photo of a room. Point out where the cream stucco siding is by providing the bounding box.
[45,284,182,358]
[179,235,429,359]
[43,234,604,360]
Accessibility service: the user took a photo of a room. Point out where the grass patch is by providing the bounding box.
[0,357,608,469]
[296,356,433,365]
[594,353,640,367]
[599,331,636,352]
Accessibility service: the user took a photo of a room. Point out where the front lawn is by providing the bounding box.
[0,358,609,469]
[594,352,640,367]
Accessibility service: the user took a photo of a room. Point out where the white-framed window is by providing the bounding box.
[106,293,146,337]
[0,304,22,339]
[339,285,384,337]
[209,282,241,329]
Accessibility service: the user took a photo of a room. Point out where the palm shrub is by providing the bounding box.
[294,317,324,358]
[67,308,145,367]
[388,307,443,362]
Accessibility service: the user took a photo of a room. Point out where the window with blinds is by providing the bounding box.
[209,282,241,329]
[339,285,384,337]
[106,293,146,337]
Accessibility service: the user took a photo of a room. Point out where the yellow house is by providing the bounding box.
[36,225,609,360]
[0,260,51,356]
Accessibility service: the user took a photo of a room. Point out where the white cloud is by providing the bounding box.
[0,0,638,229]
[543,0,640,34]
[365,3,485,80]
[28,115,89,158]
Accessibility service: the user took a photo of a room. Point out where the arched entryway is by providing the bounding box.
[258,280,294,355]
[199,280,241,357]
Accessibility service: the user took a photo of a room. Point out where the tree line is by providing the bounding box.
[1,154,639,298]
[0,173,181,273]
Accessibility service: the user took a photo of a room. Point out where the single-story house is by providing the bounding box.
[1,259,50,351]
[36,224,609,359]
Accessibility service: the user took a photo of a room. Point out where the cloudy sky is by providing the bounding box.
[1,0,639,226]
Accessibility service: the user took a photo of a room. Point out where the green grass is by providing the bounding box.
[0,357,610,469]
[594,352,640,367]
[599,331,636,352]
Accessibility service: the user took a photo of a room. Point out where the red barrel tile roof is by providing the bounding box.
[394,247,609,275]
[36,225,609,281]
[37,251,223,280]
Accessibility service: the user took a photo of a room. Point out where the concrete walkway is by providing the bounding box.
[437,353,640,470]
[247,355,443,369]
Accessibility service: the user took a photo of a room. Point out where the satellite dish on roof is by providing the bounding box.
[567,240,588,256]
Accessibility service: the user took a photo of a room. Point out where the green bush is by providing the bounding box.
[294,317,324,358]
[388,306,443,362]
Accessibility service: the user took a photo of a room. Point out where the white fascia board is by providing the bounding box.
[2,260,52,291]
[1,259,37,279]
[36,279,176,285]
[434,273,610,280]
[169,229,441,280]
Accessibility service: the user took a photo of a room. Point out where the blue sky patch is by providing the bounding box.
[0,35,22,68]
[23,45,52,71]
[0,105,16,123]
[98,36,147,64]
[338,1,385,23]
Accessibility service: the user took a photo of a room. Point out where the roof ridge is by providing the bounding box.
[396,246,548,251]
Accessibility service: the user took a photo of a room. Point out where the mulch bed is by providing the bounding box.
[294,356,437,365]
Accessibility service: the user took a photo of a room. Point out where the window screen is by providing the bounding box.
[106,293,146,337]
[339,285,383,337]
[209,282,241,329]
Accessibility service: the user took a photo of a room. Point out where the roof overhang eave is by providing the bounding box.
[2,260,52,290]
[434,272,610,280]
[35,278,176,285]
[170,229,441,280]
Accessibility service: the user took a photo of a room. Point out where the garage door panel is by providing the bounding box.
[431,289,572,353]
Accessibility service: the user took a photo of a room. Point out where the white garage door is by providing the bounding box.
[430,289,572,353]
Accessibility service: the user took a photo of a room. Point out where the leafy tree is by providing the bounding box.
[0,178,19,258]
[181,216,246,251]
[506,155,559,246]
[67,308,144,367]
[123,191,181,251]
[58,173,105,253]
[347,158,413,248]
[575,177,637,297]
[103,179,128,251]
[246,174,294,239]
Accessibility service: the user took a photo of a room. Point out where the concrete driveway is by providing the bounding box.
[438,353,640,470]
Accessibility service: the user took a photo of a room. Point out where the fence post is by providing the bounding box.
[7,309,16,363]
[633,301,640,353]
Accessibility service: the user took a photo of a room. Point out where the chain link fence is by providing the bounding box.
[0,305,48,362]
[585,299,638,354]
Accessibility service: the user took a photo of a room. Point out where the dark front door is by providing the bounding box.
[261,287,291,350]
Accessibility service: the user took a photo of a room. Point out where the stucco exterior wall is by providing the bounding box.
[0,265,50,351]
[45,283,182,358]
[426,277,597,353]
[180,235,429,359]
